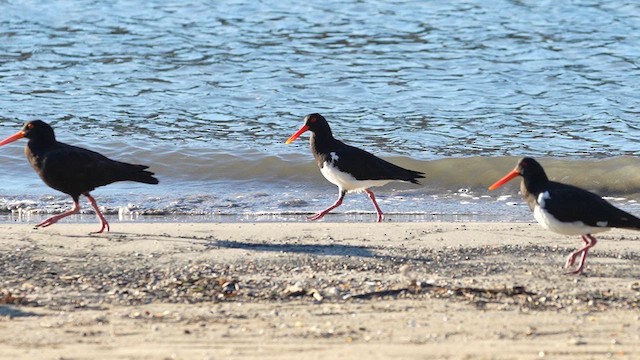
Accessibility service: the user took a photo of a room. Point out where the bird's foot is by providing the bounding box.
[34,203,81,230]
[564,260,586,275]
[90,220,110,235]
[564,267,583,275]
[35,221,54,229]
[307,212,326,221]
[564,252,585,275]
[35,215,63,228]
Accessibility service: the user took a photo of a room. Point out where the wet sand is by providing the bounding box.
[0,222,639,359]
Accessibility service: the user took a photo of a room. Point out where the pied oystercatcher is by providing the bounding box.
[285,113,424,222]
[489,157,640,274]
[0,120,159,233]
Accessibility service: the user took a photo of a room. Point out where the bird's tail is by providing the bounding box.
[610,209,640,231]
[122,164,159,184]
[396,168,425,185]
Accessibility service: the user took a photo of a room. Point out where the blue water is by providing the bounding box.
[0,0,639,223]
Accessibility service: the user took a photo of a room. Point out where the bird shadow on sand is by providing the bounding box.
[207,239,375,258]
[0,306,40,318]
[48,231,437,263]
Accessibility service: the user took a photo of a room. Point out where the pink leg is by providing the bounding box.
[85,193,110,234]
[564,235,589,268]
[36,201,81,228]
[364,189,383,223]
[308,190,345,221]
[564,234,597,275]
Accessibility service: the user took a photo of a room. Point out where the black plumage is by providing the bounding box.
[489,157,640,274]
[286,113,424,222]
[0,120,159,233]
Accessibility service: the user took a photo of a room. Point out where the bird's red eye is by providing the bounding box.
[26,123,34,130]
[310,117,317,123]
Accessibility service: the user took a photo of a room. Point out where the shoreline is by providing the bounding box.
[1,222,639,359]
[0,213,532,225]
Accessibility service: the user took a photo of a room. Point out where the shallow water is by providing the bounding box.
[0,0,639,222]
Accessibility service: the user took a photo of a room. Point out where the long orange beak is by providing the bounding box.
[285,124,309,144]
[0,131,25,147]
[488,169,520,190]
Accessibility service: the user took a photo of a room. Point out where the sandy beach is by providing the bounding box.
[0,221,639,359]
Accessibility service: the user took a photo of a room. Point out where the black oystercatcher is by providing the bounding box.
[285,113,424,222]
[489,157,640,274]
[0,120,159,233]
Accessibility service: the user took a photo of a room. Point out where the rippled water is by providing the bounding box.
[0,0,639,223]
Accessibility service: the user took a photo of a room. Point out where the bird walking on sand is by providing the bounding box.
[489,157,640,274]
[0,120,159,233]
[285,113,424,222]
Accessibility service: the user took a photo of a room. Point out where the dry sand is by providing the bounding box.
[0,221,639,359]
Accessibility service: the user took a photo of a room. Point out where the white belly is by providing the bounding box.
[320,161,392,192]
[533,204,610,236]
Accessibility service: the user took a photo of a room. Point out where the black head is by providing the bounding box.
[516,157,550,194]
[515,157,547,180]
[0,120,56,148]
[489,157,549,191]
[21,120,56,141]
[302,113,331,133]
[285,113,333,144]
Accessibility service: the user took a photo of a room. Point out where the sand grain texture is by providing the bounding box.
[0,222,639,359]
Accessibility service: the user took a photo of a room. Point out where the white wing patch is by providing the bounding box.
[537,191,551,208]
[596,221,608,227]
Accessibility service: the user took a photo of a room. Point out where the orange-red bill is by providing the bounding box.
[488,169,520,190]
[285,124,309,144]
[0,131,25,147]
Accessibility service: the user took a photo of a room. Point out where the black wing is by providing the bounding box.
[38,143,157,196]
[543,181,640,229]
[327,141,424,183]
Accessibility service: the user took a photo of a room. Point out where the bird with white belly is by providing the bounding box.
[286,113,424,222]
